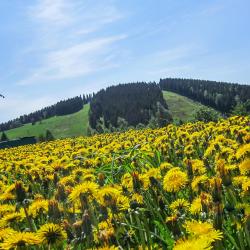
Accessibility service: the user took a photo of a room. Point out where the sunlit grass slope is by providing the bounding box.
[5,104,90,140]
[163,91,216,122]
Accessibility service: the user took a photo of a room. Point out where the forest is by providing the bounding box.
[1,78,250,133]
[89,82,172,131]
[0,95,92,132]
[159,78,250,113]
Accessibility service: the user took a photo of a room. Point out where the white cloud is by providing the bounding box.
[143,45,199,78]
[151,46,196,63]
[18,34,126,85]
[18,0,126,85]
[29,0,73,26]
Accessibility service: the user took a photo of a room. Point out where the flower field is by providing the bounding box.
[0,116,249,249]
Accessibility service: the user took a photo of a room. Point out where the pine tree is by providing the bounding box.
[0,132,8,142]
[45,130,54,141]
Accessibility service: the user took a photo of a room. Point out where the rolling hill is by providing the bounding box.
[3,91,218,140]
[162,91,217,122]
[5,104,90,140]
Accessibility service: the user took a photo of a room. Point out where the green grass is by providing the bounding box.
[6,104,90,140]
[163,91,216,122]
[4,92,217,140]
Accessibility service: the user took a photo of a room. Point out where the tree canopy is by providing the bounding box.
[159,78,250,113]
[89,82,172,131]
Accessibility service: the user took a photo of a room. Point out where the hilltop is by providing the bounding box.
[3,91,213,140]
[5,104,89,140]
[1,78,249,140]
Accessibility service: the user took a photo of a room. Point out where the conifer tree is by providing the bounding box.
[0,132,8,142]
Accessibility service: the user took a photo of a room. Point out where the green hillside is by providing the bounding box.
[3,91,218,140]
[5,104,90,140]
[163,91,216,122]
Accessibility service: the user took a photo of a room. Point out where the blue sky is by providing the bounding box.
[0,0,250,122]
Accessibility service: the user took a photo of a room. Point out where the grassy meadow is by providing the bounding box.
[4,92,214,140]
[0,116,249,249]
[162,91,217,122]
[5,104,90,140]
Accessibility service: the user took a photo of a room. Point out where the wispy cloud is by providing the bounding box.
[18,35,127,85]
[18,0,126,85]
[145,45,198,77]
[199,2,225,16]
[29,0,73,26]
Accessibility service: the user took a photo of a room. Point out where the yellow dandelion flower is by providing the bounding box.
[0,192,15,202]
[242,179,250,193]
[69,181,99,202]
[170,198,190,211]
[190,197,202,215]
[37,223,67,246]
[141,167,161,189]
[0,212,24,228]
[97,219,115,242]
[166,213,178,224]
[132,193,143,204]
[28,199,48,218]
[97,186,121,206]
[0,228,16,241]
[163,167,188,192]
[243,133,250,143]
[0,204,16,217]
[185,220,223,241]
[0,232,40,249]
[174,237,212,250]
[190,159,206,175]
[116,195,130,211]
[59,175,75,186]
[81,173,96,182]
[160,162,174,171]
[233,176,248,186]
[236,144,250,159]
[191,175,209,192]
[89,246,119,250]
[239,159,250,175]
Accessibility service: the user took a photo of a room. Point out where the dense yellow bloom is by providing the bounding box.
[191,175,209,192]
[97,186,121,206]
[28,199,48,218]
[89,246,119,250]
[69,181,99,202]
[116,195,130,211]
[37,223,67,245]
[163,167,188,192]
[170,198,189,211]
[0,228,16,241]
[160,162,174,171]
[0,116,248,249]
[236,144,250,159]
[141,167,161,189]
[190,159,206,175]
[0,232,40,249]
[190,197,202,215]
[97,219,115,242]
[233,175,249,186]
[174,237,212,250]
[132,193,143,204]
[0,204,16,217]
[239,159,250,175]
[0,212,24,227]
[242,179,250,194]
[59,175,75,186]
[185,220,223,241]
